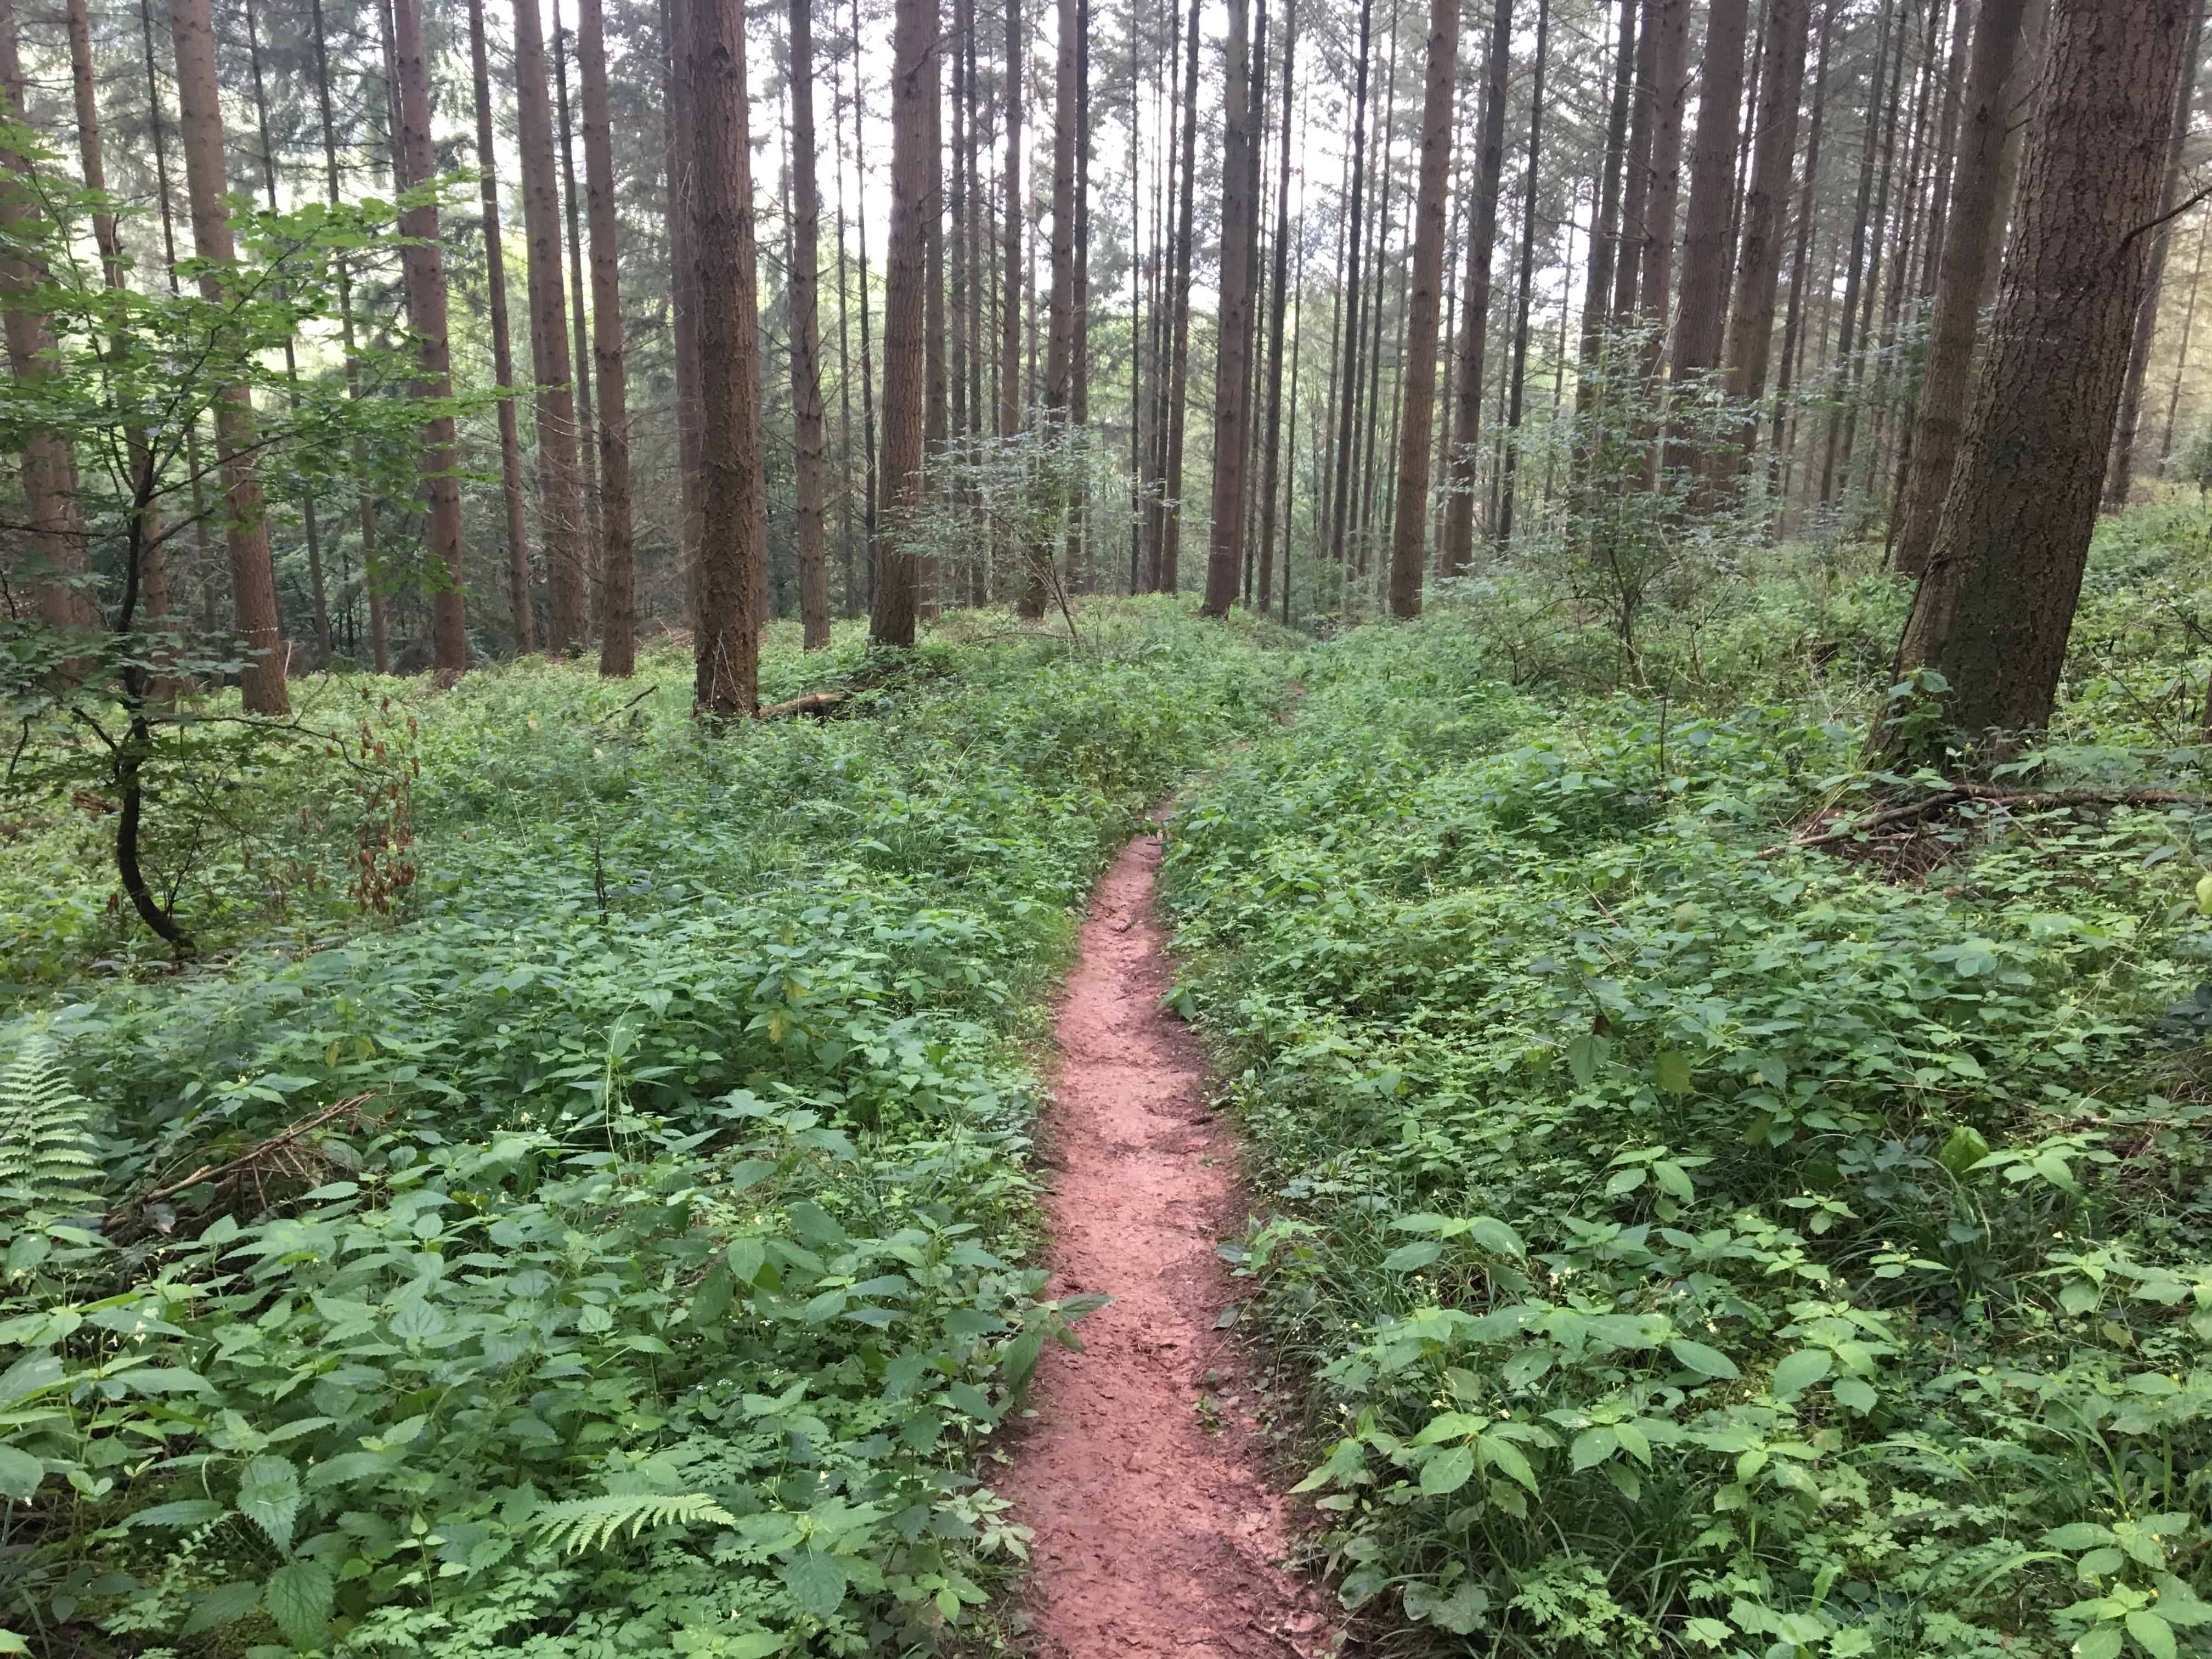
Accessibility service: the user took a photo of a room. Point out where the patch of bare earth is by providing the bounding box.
[1001,831,1336,1659]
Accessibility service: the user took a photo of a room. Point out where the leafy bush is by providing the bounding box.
[0,601,1290,1655]
[1166,563,2212,1658]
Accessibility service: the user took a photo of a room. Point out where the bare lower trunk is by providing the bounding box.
[1256,0,1298,613]
[580,0,636,675]
[1440,0,1511,575]
[1202,0,1258,617]
[871,0,938,646]
[788,0,831,647]
[470,0,535,652]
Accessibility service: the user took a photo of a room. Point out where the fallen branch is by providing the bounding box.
[1770,785,2207,856]
[758,690,850,721]
[106,1093,376,1237]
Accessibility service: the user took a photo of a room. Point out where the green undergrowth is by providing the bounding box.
[0,600,1290,1657]
[1164,529,2212,1658]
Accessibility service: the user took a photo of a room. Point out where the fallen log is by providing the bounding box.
[757,690,850,721]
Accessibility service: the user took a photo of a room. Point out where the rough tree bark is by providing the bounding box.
[1441,0,1513,575]
[1892,0,2031,576]
[170,0,288,713]
[515,0,590,651]
[1203,0,1260,616]
[998,0,1025,601]
[1890,0,2194,745]
[1384,0,1460,616]
[1497,0,1550,544]
[1159,0,1201,592]
[1669,0,1751,393]
[787,0,832,647]
[1256,0,1299,613]
[1036,0,1082,618]
[1720,0,1813,411]
[579,0,636,675]
[871,0,938,645]
[552,0,601,600]
[1328,0,1378,575]
[391,0,470,679]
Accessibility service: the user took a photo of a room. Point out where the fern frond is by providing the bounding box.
[0,1034,100,1223]
[524,1492,738,1555]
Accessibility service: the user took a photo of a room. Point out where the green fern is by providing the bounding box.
[524,1492,738,1555]
[0,1035,100,1223]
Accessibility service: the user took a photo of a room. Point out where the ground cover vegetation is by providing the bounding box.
[0,602,1288,1655]
[1164,508,2212,1659]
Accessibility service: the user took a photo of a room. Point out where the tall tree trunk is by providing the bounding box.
[923,24,948,616]
[170,0,288,712]
[553,0,602,609]
[65,0,167,634]
[1669,0,1751,393]
[1441,0,1511,575]
[1613,0,1663,316]
[872,0,939,644]
[1257,0,1299,613]
[686,0,766,710]
[1578,0,1639,400]
[1159,0,1201,592]
[665,0,703,625]
[1036,0,1081,617]
[1721,0,1813,409]
[1818,1,1895,508]
[999,0,1026,598]
[1066,0,1092,592]
[391,0,470,678]
[1384,0,1459,616]
[579,0,636,674]
[516,0,590,651]
[847,7,881,594]
[2163,214,2207,467]
[1203,0,1259,615]
[1634,0,1690,373]
[469,0,535,653]
[966,0,987,602]
[1771,0,1831,482]
[2103,0,2204,507]
[1327,0,1378,574]
[1892,0,2030,574]
[832,52,860,612]
[787,0,832,647]
[1,0,94,640]
[1891,0,2192,746]
[1497,0,1550,544]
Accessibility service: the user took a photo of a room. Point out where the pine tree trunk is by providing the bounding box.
[1327,0,1377,576]
[1669,0,1750,392]
[1818,1,1895,509]
[1036,0,1081,617]
[1256,0,1299,613]
[469,0,535,653]
[1441,0,1511,575]
[1721,0,1812,410]
[1892,0,2030,575]
[872,0,938,644]
[999,0,1026,597]
[1497,0,1550,545]
[1891,0,2193,745]
[1771,0,1831,484]
[579,0,636,674]
[1203,0,1259,616]
[2103,0,2203,507]
[390,0,469,678]
[516,0,590,651]
[848,7,881,591]
[922,33,947,616]
[1159,0,1201,593]
[1613,0,1663,317]
[553,0,602,610]
[1065,0,1093,592]
[665,0,704,626]
[2162,214,2207,466]
[787,0,832,647]
[1634,0,1690,374]
[687,0,767,710]
[1578,0,1638,405]
[170,0,288,712]
[964,1,986,603]
[1384,0,1459,616]
[832,51,860,612]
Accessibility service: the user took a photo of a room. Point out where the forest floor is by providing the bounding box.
[1001,826,1337,1659]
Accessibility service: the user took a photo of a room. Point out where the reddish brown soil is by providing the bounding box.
[1002,831,1337,1659]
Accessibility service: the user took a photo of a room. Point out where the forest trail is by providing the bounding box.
[1001,830,1337,1659]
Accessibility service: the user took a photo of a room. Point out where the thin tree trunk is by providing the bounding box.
[1203,0,1259,615]
[553,0,601,610]
[1159,0,1201,592]
[390,0,469,678]
[1327,0,1378,574]
[687,0,767,711]
[1771,0,1831,486]
[2103,0,2204,508]
[1891,0,2193,743]
[848,10,881,595]
[923,23,948,617]
[1635,0,1690,376]
[1257,0,1299,613]
[665,0,704,625]
[1578,0,1638,407]
[170,0,288,712]
[2163,213,2207,467]
[1669,0,1751,391]
[966,0,986,603]
[579,0,636,674]
[1498,0,1550,545]
[1441,0,1511,575]
[832,53,860,613]
[1892,0,2029,574]
[1066,0,1093,592]
[787,0,832,647]
[1037,0,1081,617]
[1613,0,1663,317]
[1000,0,1026,597]
[516,0,589,650]
[469,0,535,653]
[1385,0,1459,616]
[1721,0,1813,422]
[873,0,939,644]
[1818,0,1895,509]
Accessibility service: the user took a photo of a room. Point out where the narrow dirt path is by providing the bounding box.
[1002,829,1336,1659]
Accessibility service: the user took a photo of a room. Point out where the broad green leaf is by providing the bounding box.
[265,1560,335,1649]
[1832,1376,1877,1414]
[1937,1125,1991,1178]
[1570,1427,1618,1471]
[1418,1444,1474,1495]
[2125,1611,2177,1659]
[128,1498,228,1527]
[1478,1433,1538,1493]
[781,1548,848,1616]
[236,1454,301,1553]
[1669,1339,1741,1380]
[0,1447,41,1501]
[2074,1625,2124,1659]
[1653,1051,1693,1096]
[2046,1525,2117,1550]
[1465,1216,1524,1257]
[1770,1348,1832,1400]
[1381,1241,1442,1272]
